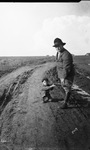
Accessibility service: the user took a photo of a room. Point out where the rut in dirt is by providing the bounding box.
[0,62,90,150]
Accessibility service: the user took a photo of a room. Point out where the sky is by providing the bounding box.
[0,1,90,56]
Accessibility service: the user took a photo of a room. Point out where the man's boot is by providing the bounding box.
[61,92,70,109]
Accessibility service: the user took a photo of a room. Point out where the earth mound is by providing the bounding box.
[0,62,90,150]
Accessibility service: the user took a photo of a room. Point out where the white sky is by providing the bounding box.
[0,1,90,56]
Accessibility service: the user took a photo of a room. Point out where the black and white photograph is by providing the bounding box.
[0,1,90,150]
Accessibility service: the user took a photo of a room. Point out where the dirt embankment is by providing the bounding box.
[0,62,90,150]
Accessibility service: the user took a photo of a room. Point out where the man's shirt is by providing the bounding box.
[56,48,74,79]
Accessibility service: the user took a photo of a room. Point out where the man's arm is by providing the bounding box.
[42,84,55,91]
[62,52,73,79]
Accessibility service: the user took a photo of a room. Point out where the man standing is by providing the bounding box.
[53,38,75,109]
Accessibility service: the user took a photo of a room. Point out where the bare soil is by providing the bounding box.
[0,59,90,150]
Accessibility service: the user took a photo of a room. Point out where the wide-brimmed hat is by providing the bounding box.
[53,38,66,47]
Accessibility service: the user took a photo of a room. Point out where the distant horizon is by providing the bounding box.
[0,53,90,57]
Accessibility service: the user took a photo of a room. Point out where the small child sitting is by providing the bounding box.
[41,78,55,103]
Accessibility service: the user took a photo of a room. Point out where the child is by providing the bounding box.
[41,78,55,103]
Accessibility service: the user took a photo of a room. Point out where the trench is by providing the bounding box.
[0,69,34,115]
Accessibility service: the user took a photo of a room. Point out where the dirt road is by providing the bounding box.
[0,62,90,150]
